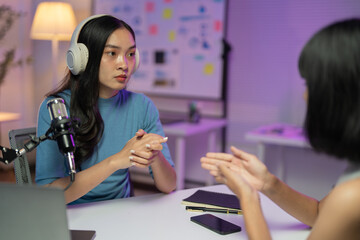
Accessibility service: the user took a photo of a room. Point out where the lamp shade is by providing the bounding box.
[30,2,76,41]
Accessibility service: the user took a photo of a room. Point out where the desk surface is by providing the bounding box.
[162,118,227,137]
[245,123,309,148]
[67,185,310,240]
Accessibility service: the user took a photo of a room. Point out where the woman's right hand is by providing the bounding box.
[112,130,167,170]
[201,146,272,193]
[216,163,258,202]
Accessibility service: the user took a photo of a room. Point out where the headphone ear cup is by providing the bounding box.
[133,48,140,74]
[77,43,89,73]
[66,43,89,75]
[66,44,78,75]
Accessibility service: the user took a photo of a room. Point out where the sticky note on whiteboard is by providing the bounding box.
[163,8,173,19]
[203,63,214,75]
[168,30,176,42]
[214,20,222,32]
[145,2,155,12]
[149,24,158,35]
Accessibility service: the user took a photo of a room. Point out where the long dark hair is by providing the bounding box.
[46,15,136,166]
[299,19,360,162]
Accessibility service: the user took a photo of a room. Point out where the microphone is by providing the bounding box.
[47,98,76,181]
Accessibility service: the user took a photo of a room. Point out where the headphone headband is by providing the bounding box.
[69,14,108,48]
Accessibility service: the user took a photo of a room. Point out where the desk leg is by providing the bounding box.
[175,137,185,190]
[257,142,266,163]
[205,131,216,186]
[275,146,286,182]
[258,145,286,183]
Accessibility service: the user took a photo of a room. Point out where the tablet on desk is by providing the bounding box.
[71,230,96,240]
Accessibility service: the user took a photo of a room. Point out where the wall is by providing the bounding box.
[226,0,360,151]
[0,0,34,147]
[32,0,92,115]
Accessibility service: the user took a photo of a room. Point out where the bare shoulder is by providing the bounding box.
[323,178,360,218]
[329,178,360,204]
[310,178,360,239]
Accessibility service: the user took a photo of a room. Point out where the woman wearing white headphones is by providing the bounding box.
[36,15,176,204]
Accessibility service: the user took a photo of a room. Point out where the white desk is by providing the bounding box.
[67,184,310,240]
[245,123,309,182]
[162,118,227,189]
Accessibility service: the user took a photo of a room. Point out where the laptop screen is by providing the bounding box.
[0,183,71,240]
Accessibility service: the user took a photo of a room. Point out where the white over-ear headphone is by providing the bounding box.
[66,14,140,75]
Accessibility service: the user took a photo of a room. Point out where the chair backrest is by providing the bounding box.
[8,127,37,185]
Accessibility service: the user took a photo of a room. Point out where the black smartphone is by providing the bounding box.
[190,214,242,235]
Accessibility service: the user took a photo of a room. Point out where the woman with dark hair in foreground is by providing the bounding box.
[201,19,360,239]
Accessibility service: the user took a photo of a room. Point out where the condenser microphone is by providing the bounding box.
[47,98,76,181]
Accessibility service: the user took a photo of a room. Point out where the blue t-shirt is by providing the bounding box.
[35,89,174,205]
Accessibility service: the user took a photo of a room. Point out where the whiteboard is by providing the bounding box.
[94,0,227,100]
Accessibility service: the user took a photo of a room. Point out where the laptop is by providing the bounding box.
[0,183,96,240]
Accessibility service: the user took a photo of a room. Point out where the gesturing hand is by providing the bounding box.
[201,146,270,192]
[216,164,257,201]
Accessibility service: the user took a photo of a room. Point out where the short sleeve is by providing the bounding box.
[140,95,175,175]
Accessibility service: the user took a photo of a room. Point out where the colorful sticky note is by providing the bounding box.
[168,30,176,42]
[194,55,204,61]
[203,63,214,75]
[146,2,155,12]
[149,24,158,35]
[214,20,222,32]
[112,6,120,13]
[199,5,206,13]
[202,40,210,49]
[163,8,173,19]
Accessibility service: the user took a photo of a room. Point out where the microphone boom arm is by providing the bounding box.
[0,118,79,165]
[0,133,51,165]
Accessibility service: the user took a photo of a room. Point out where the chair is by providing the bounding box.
[8,126,136,197]
[8,127,37,185]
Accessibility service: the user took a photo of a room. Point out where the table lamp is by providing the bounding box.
[30,2,76,88]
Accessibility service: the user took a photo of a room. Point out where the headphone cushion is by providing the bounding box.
[77,43,89,73]
[133,48,140,74]
[66,43,89,75]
